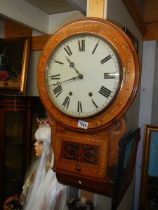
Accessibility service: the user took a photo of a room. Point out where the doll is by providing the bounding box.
[4,118,68,210]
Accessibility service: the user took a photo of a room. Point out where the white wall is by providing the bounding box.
[0,0,49,33]
[151,42,158,124]
[135,41,157,210]
[48,10,84,34]
[25,51,41,96]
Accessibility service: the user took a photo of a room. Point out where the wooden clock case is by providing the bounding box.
[37,17,140,196]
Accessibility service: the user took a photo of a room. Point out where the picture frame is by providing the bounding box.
[139,124,158,210]
[112,128,140,210]
[0,37,30,94]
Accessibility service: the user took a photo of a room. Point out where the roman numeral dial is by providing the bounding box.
[51,74,60,80]
[45,33,121,118]
[78,39,85,51]
[63,96,70,108]
[92,43,99,54]
[64,45,72,56]
[77,101,82,113]
[99,86,111,98]
[53,83,63,97]
[100,55,112,64]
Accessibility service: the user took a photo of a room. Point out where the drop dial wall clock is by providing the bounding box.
[37,17,140,195]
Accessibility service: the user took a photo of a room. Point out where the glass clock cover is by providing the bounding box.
[45,34,121,118]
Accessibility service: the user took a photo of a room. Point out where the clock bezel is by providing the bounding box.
[37,17,140,132]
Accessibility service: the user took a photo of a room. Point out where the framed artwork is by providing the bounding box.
[139,124,158,210]
[112,128,140,210]
[0,37,30,94]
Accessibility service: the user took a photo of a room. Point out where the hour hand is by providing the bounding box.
[66,57,74,68]
[65,56,80,75]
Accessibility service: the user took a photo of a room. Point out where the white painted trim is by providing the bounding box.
[134,41,157,210]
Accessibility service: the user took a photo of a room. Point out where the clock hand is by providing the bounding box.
[65,56,81,75]
[53,75,83,86]
[65,56,74,67]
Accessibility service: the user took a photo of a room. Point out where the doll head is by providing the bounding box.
[34,119,51,157]
[35,118,51,142]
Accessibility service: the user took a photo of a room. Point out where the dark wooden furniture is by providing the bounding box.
[0,95,45,208]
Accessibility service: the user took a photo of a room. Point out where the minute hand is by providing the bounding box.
[53,76,80,86]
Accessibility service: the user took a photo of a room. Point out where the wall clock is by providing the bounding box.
[37,17,140,195]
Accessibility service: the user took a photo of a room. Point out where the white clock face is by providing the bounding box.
[45,33,121,118]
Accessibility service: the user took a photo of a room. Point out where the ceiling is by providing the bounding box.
[25,0,158,39]
[1,0,158,39]
[24,0,86,15]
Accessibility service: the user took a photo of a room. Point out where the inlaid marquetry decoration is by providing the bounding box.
[37,17,140,195]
